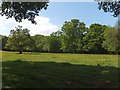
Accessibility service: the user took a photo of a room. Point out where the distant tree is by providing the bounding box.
[31,34,46,52]
[97,1,120,17]
[0,1,49,24]
[5,26,31,54]
[102,27,120,54]
[60,19,87,53]
[0,35,8,50]
[50,30,62,37]
[42,36,50,52]
[43,36,60,53]
[83,24,107,54]
[46,32,62,53]
[40,33,61,53]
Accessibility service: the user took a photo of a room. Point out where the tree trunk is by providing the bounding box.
[19,46,23,54]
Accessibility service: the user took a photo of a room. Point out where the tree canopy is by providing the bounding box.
[2,19,120,54]
[60,19,87,53]
[0,1,49,24]
[97,1,120,17]
[5,26,31,54]
[102,27,120,53]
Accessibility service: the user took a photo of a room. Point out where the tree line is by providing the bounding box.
[0,19,119,54]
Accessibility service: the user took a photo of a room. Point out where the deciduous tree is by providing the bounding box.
[0,1,49,24]
[5,26,31,54]
[102,27,120,54]
[0,35,8,50]
[97,1,120,17]
[60,19,87,53]
[83,24,107,54]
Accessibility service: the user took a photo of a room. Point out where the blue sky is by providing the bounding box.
[40,2,117,28]
[0,2,118,36]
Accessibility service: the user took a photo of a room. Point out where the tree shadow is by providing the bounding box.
[2,60,119,88]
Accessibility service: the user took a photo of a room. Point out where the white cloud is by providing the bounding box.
[0,15,59,36]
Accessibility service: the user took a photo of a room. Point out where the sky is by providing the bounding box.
[0,2,118,36]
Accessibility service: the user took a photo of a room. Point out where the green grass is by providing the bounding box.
[1,51,119,88]
[2,51,119,67]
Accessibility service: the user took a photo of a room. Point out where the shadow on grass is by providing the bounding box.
[2,60,119,88]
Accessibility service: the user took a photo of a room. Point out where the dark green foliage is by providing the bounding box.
[44,36,61,52]
[0,1,49,24]
[30,34,46,52]
[0,35,8,50]
[83,24,107,54]
[47,32,61,53]
[98,1,120,17]
[60,19,87,53]
[102,27,120,54]
[1,19,119,54]
[5,26,31,54]
[42,36,61,53]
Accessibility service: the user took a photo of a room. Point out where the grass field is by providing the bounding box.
[1,51,119,88]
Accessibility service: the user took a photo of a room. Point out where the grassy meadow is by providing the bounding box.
[1,51,119,88]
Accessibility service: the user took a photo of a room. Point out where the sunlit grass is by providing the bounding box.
[2,51,119,67]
